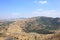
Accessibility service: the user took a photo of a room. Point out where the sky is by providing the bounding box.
[0,0,60,19]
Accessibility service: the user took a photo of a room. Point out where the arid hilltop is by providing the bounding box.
[0,16,60,40]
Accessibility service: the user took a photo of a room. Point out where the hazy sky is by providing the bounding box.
[0,0,60,19]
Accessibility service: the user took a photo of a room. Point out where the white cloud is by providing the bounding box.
[3,13,22,19]
[9,13,21,18]
[39,1,47,4]
[11,13,20,16]
[32,10,60,17]
[37,9,43,11]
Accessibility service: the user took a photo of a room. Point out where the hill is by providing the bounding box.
[0,16,60,40]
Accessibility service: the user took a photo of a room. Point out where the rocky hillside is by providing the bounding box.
[24,17,60,34]
[0,16,60,34]
[0,16,60,40]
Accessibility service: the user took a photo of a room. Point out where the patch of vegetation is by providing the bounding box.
[0,33,5,37]
[24,17,60,34]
